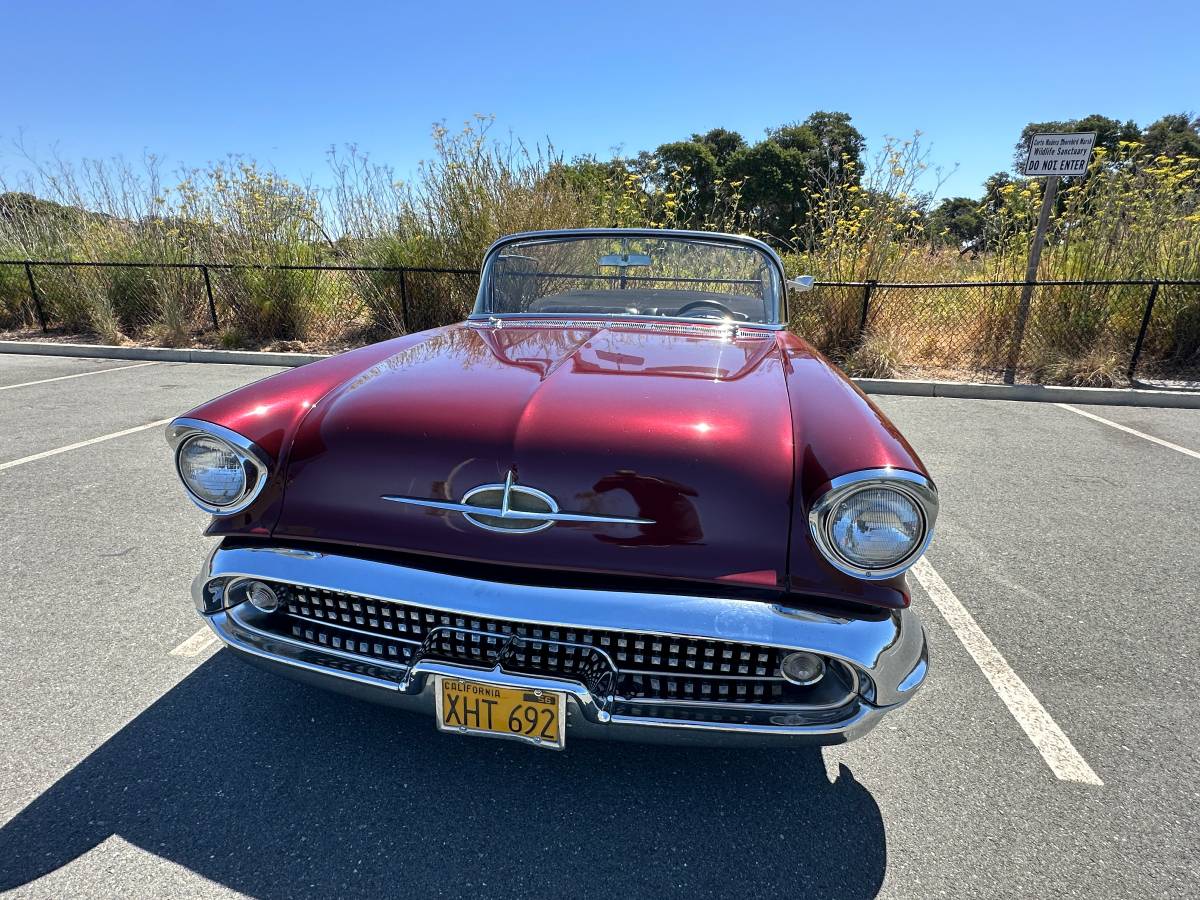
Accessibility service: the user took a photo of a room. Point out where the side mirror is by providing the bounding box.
[788,275,815,292]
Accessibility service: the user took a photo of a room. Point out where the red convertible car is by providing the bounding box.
[169,229,935,749]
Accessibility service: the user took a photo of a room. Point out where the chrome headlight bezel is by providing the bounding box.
[166,418,270,516]
[807,468,938,580]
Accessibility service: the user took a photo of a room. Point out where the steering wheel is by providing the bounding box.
[675,299,748,321]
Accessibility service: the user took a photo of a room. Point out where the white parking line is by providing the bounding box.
[0,418,172,471]
[0,360,160,391]
[170,626,219,657]
[1056,403,1199,460]
[912,557,1103,786]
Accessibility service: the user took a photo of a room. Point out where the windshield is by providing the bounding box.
[473,233,782,325]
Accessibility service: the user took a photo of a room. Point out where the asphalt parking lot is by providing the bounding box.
[0,354,1197,899]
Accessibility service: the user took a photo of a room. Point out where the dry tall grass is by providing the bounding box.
[1,122,1197,382]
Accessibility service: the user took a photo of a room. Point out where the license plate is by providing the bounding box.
[435,676,566,749]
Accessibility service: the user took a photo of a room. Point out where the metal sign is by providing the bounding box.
[1022,132,1097,177]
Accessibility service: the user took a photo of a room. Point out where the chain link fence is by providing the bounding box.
[800,279,1199,386]
[1,260,1197,386]
[0,261,481,351]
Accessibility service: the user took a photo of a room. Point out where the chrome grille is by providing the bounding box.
[250,580,834,706]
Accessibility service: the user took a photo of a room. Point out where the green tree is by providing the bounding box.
[928,197,983,243]
[766,123,819,153]
[724,140,812,237]
[983,171,1018,206]
[557,155,625,192]
[563,112,865,239]
[690,128,746,167]
[653,141,719,222]
[799,110,866,175]
[554,156,629,223]
[1141,113,1200,159]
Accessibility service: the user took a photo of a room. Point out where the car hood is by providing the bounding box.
[273,321,796,588]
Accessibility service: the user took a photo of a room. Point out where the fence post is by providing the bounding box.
[397,268,411,334]
[858,280,876,338]
[23,262,48,333]
[1003,280,1035,385]
[200,265,219,330]
[1127,281,1159,383]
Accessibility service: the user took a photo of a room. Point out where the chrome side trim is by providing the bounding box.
[166,417,271,516]
[807,468,939,581]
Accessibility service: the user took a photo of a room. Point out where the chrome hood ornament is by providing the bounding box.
[382,471,654,533]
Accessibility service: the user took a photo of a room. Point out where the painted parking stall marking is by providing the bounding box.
[0,418,173,471]
[170,626,220,658]
[0,360,159,391]
[912,557,1103,786]
[1055,403,1200,460]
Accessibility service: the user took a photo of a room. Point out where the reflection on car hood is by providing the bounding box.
[275,321,795,588]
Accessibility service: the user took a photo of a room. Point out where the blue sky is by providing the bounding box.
[3,0,1197,202]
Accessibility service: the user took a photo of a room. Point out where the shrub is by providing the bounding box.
[0,123,1197,385]
[0,262,31,329]
[843,325,906,378]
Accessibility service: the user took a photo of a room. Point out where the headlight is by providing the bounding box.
[167,419,269,515]
[179,435,247,505]
[808,469,937,580]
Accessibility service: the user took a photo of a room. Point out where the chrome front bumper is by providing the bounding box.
[194,545,928,748]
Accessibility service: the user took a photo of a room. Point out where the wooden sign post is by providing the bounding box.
[1004,132,1097,384]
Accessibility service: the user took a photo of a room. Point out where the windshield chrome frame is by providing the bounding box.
[470,228,788,328]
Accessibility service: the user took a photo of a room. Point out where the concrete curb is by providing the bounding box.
[855,378,1200,409]
[3,340,1198,409]
[0,340,328,368]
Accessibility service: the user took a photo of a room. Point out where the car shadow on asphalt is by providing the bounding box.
[0,650,887,899]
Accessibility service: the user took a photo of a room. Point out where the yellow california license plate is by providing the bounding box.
[435,676,566,749]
